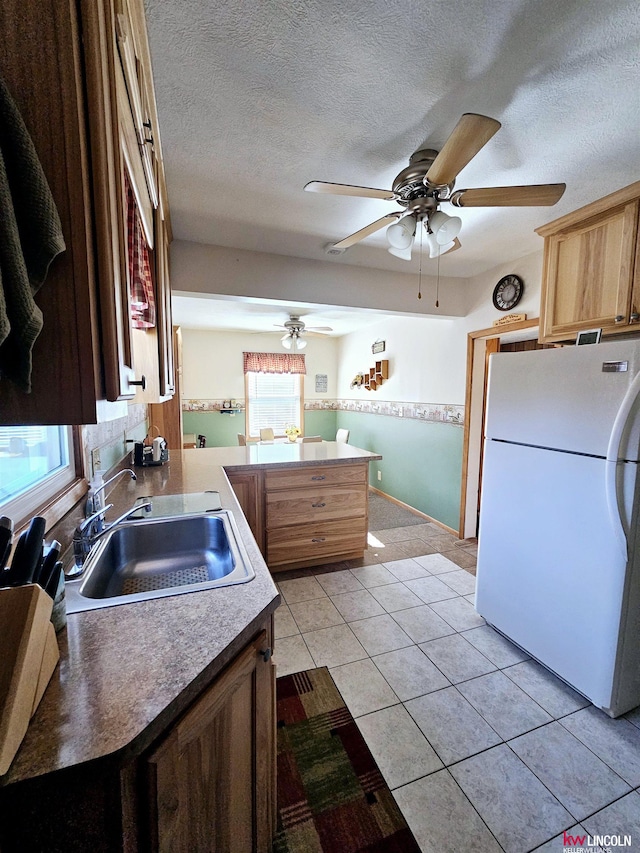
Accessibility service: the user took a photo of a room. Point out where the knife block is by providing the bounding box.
[0,584,60,775]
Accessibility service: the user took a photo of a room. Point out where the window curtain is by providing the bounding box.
[243,352,306,374]
[126,172,156,329]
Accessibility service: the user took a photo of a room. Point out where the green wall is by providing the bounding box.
[182,408,338,447]
[335,411,463,531]
[183,408,462,531]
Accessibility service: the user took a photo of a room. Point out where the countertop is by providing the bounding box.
[2,442,380,786]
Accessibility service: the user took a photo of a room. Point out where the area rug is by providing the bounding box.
[274,667,420,853]
[368,493,425,531]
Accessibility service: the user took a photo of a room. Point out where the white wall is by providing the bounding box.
[181,328,339,400]
[171,240,468,318]
[337,250,544,404]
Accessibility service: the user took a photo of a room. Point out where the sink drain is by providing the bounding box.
[122,565,210,595]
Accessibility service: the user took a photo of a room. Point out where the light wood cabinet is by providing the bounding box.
[226,470,265,553]
[146,629,275,853]
[0,0,173,424]
[537,182,640,343]
[264,462,369,571]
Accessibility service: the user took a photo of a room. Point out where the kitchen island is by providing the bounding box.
[0,442,380,851]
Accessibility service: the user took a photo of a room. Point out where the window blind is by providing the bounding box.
[246,372,302,436]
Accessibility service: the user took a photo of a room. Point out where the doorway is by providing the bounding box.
[459,318,540,540]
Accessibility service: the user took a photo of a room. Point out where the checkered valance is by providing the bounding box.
[243,352,306,374]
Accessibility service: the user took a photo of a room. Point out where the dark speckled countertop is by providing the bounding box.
[2,443,380,786]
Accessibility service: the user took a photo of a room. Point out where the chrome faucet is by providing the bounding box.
[87,469,137,519]
[67,500,152,578]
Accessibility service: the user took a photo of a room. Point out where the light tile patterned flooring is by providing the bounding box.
[273,519,640,853]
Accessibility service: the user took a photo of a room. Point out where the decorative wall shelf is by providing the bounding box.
[364,359,389,390]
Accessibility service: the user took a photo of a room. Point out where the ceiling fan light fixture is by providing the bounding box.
[281,335,293,350]
[429,210,462,245]
[386,215,416,249]
[295,337,307,350]
[426,231,456,258]
[388,244,413,261]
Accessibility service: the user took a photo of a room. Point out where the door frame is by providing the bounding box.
[459,318,539,539]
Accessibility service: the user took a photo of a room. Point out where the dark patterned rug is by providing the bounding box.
[274,667,420,853]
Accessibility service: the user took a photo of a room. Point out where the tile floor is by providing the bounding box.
[273,519,640,853]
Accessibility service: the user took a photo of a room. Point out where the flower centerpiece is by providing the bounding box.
[284,424,301,442]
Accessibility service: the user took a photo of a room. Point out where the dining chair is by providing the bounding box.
[259,428,275,441]
[237,433,247,446]
[197,434,206,448]
[301,435,322,442]
[336,428,350,443]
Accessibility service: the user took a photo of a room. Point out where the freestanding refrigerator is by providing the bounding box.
[476,338,640,717]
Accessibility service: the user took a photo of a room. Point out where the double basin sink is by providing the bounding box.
[65,506,255,614]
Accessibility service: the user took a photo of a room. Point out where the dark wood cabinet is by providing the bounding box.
[0,0,174,424]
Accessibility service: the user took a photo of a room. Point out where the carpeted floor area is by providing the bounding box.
[368,493,426,531]
[274,667,421,853]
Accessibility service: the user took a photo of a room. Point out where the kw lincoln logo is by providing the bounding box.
[563,829,632,851]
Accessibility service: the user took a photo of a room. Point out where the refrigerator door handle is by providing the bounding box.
[604,370,640,561]
[605,459,628,560]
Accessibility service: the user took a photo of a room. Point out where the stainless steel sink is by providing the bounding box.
[65,511,255,613]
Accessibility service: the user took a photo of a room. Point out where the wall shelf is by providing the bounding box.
[364,359,389,390]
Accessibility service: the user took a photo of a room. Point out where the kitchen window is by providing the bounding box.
[245,372,304,439]
[0,425,76,524]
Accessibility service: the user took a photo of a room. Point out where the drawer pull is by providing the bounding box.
[311,475,326,481]
[311,537,326,543]
[311,502,326,508]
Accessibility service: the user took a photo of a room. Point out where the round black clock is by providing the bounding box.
[492,274,524,311]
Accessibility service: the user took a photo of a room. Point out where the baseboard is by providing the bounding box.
[368,486,459,538]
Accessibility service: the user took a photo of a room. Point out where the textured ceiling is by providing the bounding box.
[145,0,639,283]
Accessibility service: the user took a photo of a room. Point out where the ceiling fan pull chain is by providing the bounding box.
[418,227,423,300]
[436,249,440,308]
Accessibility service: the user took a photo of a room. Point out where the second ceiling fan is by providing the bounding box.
[305,113,566,261]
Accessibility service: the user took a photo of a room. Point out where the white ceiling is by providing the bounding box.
[146,0,639,331]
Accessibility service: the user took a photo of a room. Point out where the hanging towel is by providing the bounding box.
[126,172,155,329]
[0,75,66,392]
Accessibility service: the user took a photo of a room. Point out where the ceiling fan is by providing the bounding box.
[274,315,333,350]
[305,113,566,261]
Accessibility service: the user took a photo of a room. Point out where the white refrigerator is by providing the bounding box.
[476,338,640,717]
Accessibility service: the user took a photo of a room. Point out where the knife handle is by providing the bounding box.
[21,516,47,584]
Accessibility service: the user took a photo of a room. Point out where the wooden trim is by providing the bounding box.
[458,318,539,538]
[368,486,458,536]
[535,181,640,237]
[468,317,538,340]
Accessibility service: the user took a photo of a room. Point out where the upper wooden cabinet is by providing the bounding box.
[537,182,640,343]
[0,0,173,424]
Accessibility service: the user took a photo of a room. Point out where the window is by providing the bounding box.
[245,372,304,438]
[0,425,76,523]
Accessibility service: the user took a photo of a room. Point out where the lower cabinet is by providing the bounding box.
[0,624,276,853]
[146,629,275,853]
[226,470,265,553]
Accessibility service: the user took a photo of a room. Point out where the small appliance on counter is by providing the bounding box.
[130,428,169,467]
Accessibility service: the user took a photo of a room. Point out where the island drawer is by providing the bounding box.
[267,518,367,567]
[264,464,366,491]
[266,485,367,528]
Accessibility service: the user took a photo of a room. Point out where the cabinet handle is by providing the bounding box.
[614,315,625,324]
[311,537,326,543]
[631,313,640,322]
[130,375,146,390]
[311,502,326,508]
[143,119,154,146]
[311,475,326,481]
[260,647,272,662]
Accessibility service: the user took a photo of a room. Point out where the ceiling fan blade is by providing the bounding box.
[304,181,397,201]
[306,326,333,332]
[443,237,461,255]
[425,114,501,187]
[450,183,566,207]
[332,213,402,249]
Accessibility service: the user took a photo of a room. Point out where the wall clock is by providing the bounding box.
[493,274,524,311]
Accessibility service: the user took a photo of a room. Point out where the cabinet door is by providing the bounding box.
[540,201,639,341]
[146,630,275,853]
[227,471,265,553]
